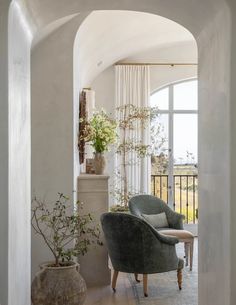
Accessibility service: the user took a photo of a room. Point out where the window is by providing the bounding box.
[151,79,198,224]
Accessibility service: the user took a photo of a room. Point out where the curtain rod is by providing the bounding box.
[115,63,198,67]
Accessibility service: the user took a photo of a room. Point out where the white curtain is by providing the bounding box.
[115,65,151,195]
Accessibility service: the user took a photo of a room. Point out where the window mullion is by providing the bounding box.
[168,85,174,208]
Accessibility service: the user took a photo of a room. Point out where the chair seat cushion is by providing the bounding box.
[158,229,194,241]
[142,212,169,229]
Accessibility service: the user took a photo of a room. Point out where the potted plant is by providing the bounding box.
[31,193,102,305]
[80,110,117,174]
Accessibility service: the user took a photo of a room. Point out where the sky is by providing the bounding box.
[150,80,198,164]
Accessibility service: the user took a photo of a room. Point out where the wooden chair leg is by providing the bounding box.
[184,242,189,266]
[143,274,148,297]
[112,270,119,292]
[134,273,140,283]
[190,239,194,271]
[177,269,182,290]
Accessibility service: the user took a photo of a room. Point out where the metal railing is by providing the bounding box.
[151,174,198,224]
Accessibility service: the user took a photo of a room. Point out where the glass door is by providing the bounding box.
[150,79,198,224]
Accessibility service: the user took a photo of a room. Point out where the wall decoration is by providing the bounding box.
[78,91,86,164]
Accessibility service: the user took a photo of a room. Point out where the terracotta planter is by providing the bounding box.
[94,152,105,175]
[31,262,87,305]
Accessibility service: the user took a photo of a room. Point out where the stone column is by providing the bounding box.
[77,174,111,286]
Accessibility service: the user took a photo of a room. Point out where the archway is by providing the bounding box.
[0,1,232,305]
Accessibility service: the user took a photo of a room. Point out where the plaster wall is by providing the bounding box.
[20,0,224,40]
[90,67,116,200]
[124,41,197,63]
[150,66,197,92]
[77,11,194,87]
[31,15,86,277]
[8,4,32,303]
[0,2,10,304]
[197,8,231,305]
[124,41,198,91]
[228,1,236,302]
[1,1,32,305]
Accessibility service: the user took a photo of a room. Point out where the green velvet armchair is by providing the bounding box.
[129,194,185,230]
[129,195,195,271]
[101,212,184,297]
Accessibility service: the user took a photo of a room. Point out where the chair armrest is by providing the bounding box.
[144,221,179,245]
[167,210,185,229]
[157,232,179,245]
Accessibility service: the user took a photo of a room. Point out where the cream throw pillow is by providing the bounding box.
[142,212,169,228]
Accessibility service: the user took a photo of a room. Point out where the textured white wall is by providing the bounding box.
[91,67,116,115]
[229,2,236,302]
[3,2,32,305]
[31,15,86,277]
[76,11,195,87]
[150,65,197,92]
[8,8,31,305]
[20,0,225,44]
[0,2,10,304]
[123,41,198,91]
[90,67,116,202]
[197,7,231,305]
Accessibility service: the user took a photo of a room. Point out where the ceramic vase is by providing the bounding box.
[94,152,105,175]
[31,262,87,305]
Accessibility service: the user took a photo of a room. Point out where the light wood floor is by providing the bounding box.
[84,272,136,305]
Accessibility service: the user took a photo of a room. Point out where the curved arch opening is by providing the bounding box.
[72,10,199,303]
[74,10,197,88]
[151,77,198,95]
[3,1,232,305]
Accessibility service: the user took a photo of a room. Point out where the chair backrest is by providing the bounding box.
[129,194,171,217]
[101,212,165,274]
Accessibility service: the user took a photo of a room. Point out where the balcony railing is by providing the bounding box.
[151,175,198,224]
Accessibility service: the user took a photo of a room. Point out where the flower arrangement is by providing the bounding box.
[81,110,117,153]
[31,193,102,267]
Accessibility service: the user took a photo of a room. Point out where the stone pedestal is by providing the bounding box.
[77,174,111,287]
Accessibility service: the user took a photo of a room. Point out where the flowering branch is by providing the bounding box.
[31,193,102,267]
